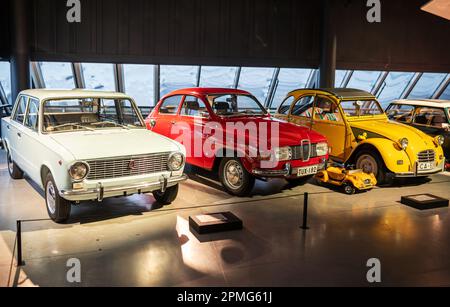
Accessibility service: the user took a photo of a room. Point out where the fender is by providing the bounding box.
[205,146,252,173]
[349,138,412,174]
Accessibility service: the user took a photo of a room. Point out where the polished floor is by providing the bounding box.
[0,149,449,287]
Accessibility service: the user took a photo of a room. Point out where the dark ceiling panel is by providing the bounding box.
[0,0,11,59]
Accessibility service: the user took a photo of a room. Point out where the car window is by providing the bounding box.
[278,96,295,115]
[386,104,415,123]
[24,98,39,130]
[13,96,28,124]
[340,100,384,117]
[413,107,447,128]
[207,94,267,116]
[159,95,182,114]
[180,96,209,117]
[314,97,342,122]
[291,95,315,118]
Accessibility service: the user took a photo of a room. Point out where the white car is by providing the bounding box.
[1,89,187,223]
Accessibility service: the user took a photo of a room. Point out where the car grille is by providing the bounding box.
[417,150,435,163]
[86,153,170,180]
[291,143,318,161]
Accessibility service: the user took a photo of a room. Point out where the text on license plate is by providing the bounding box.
[297,165,318,177]
[418,162,433,171]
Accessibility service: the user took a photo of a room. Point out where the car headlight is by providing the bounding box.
[435,135,445,146]
[274,147,292,161]
[69,162,89,181]
[316,142,329,156]
[399,138,409,150]
[168,152,185,171]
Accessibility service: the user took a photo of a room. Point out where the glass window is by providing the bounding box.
[0,61,11,103]
[335,70,348,87]
[123,64,155,108]
[340,100,383,117]
[408,73,448,99]
[160,65,198,97]
[13,96,28,124]
[39,62,75,89]
[207,94,267,116]
[81,63,116,91]
[413,107,447,128]
[199,66,237,88]
[271,68,313,110]
[278,96,295,115]
[291,96,315,117]
[314,97,342,122]
[377,72,415,107]
[386,104,415,123]
[159,95,183,114]
[25,98,39,130]
[180,96,208,117]
[237,67,275,104]
[346,70,383,93]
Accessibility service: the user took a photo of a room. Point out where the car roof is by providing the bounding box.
[19,89,131,101]
[289,88,375,100]
[162,87,252,98]
[390,99,450,109]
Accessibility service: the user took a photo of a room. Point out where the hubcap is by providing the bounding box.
[345,185,353,194]
[224,160,244,189]
[46,181,57,214]
[357,154,378,176]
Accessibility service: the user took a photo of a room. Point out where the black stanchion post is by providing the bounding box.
[16,220,24,266]
[301,193,309,230]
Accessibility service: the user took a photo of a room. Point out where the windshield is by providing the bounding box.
[43,98,144,133]
[340,100,384,117]
[206,94,267,117]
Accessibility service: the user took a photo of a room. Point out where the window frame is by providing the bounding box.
[411,106,449,128]
[12,95,30,126]
[158,95,184,116]
[24,98,40,132]
[277,95,295,115]
[179,95,210,118]
[288,94,317,118]
[313,95,345,124]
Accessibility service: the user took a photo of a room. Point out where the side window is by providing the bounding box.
[413,107,447,128]
[314,97,342,122]
[159,95,183,114]
[25,98,40,131]
[278,96,295,115]
[291,95,315,118]
[13,96,28,124]
[387,104,414,123]
[180,96,208,117]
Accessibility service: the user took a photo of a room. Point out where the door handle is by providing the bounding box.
[6,125,10,130]
[17,132,21,138]
[171,121,176,125]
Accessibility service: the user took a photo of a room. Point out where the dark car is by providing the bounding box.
[386,99,450,170]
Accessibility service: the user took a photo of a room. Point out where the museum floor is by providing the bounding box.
[0,149,449,287]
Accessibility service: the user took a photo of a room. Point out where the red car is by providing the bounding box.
[145,88,329,196]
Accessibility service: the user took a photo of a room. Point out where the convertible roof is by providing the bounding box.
[19,89,131,101]
[390,99,450,109]
[289,88,375,100]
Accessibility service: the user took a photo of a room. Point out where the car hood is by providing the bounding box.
[49,129,182,160]
[221,116,327,146]
[350,119,436,149]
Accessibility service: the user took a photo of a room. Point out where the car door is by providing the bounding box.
[19,97,42,182]
[7,95,28,168]
[311,95,347,162]
[176,95,211,167]
[287,94,316,129]
[149,95,183,139]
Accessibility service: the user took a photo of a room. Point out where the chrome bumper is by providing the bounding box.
[60,175,187,202]
[252,162,326,178]
[394,160,445,178]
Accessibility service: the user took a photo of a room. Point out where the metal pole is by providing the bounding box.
[16,220,24,266]
[301,193,309,230]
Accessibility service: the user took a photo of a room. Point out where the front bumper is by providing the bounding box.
[252,161,327,178]
[394,160,445,178]
[60,175,187,202]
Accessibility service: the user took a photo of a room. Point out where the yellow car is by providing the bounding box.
[315,165,377,194]
[274,88,445,184]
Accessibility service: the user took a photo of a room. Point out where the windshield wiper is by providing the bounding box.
[50,123,94,131]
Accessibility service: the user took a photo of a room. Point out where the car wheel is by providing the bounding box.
[44,172,71,223]
[342,182,356,195]
[286,175,314,186]
[355,151,387,184]
[219,158,255,196]
[6,149,24,179]
[153,184,179,204]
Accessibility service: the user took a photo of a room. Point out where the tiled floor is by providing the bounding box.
[0,150,449,287]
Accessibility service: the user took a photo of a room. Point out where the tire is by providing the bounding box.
[219,157,255,196]
[6,149,24,179]
[286,175,314,186]
[153,184,179,204]
[355,150,387,185]
[44,172,71,223]
[342,182,356,195]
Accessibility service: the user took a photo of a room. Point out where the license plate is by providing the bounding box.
[297,165,318,177]
[418,162,433,171]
